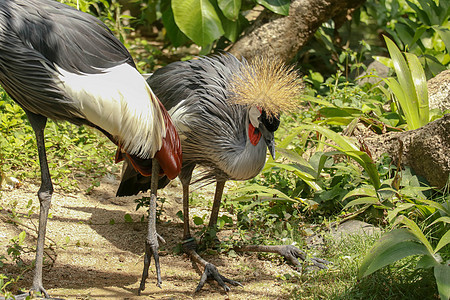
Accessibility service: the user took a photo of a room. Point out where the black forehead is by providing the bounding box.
[261,110,280,132]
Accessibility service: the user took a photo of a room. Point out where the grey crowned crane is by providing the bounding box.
[0,0,182,297]
[117,54,329,292]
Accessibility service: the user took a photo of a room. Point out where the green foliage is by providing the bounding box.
[359,203,450,300]
[365,0,450,76]
[168,0,288,50]
[374,36,430,130]
[0,88,117,192]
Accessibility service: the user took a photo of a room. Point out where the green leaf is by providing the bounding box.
[161,6,190,47]
[434,230,450,254]
[343,197,379,210]
[295,124,380,190]
[256,0,290,15]
[387,203,416,223]
[233,184,298,202]
[172,0,224,47]
[405,52,429,125]
[384,36,421,129]
[395,216,434,254]
[193,216,204,225]
[342,185,378,201]
[18,231,26,244]
[358,228,432,278]
[434,26,450,55]
[416,255,438,269]
[431,216,450,226]
[218,0,241,21]
[434,263,450,300]
[124,214,133,223]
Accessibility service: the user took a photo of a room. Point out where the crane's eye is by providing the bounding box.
[248,106,261,127]
[261,110,280,132]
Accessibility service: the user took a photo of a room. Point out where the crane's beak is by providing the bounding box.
[259,125,276,159]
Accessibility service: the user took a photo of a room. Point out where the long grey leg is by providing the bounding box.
[183,179,241,292]
[138,160,162,294]
[26,111,52,298]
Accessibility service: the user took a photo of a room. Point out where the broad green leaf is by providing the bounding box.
[358,228,431,278]
[405,52,429,125]
[232,184,298,203]
[193,216,204,225]
[218,0,241,21]
[416,255,439,269]
[434,263,450,300]
[342,185,378,201]
[256,0,290,15]
[301,95,334,107]
[221,14,239,42]
[396,216,434,254]
[266,161,316,181]
[434,230,450,254]
[387,202,416,222]
[383,77,418,129]
[373,56,393,69]
[343,197,379,210]
[431,216,450,226]
[161,7,190,47]
[295,124,380,189]
[434,26,450,55]
[416,199,450,215]
[406,0,432,26]
[172,0,224,47]
[384,36,421,129]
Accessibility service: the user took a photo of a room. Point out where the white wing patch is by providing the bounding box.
[55,63,165,159]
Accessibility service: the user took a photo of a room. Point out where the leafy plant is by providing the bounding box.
[0,87,117,192]
[359,212,449,300]
[169,0,289,50]
[374,36,430,130]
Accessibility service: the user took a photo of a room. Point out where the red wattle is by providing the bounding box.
[248,123,262,146]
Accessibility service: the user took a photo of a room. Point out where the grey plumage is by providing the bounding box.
[0,0,132,125]
[116,53,318,293]
[117,54,274,196]
[0,0,181,296]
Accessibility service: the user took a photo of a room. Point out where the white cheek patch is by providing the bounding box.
[249,106,261,128]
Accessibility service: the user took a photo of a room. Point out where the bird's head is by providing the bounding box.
[248,106,280,159]
[229,55,303,159]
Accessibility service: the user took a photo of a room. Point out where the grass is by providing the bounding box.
[287,232,439,299]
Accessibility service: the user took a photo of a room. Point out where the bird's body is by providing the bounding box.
[0,0,181,175]
[117,54,279,196]
[151,55,269,182]
[116,54,318,292]
[0,0,181,296]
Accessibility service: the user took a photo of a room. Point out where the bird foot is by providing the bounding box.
[195,263,243,293]
[278,244,330,270]
[137,237,163,295]
[11,288,64,300]
[30,282,50,299]
[182,238,242,292]
[234,244,331,271]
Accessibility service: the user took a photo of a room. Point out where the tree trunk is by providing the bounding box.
[364,114,450,189]
[229,0,366,62]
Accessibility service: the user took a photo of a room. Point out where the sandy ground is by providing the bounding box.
[0,174,303,299]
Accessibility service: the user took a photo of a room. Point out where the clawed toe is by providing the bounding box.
[195,263,242,293]
[279,245,330,270]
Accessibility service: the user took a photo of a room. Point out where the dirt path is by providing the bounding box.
[1,175,297,299]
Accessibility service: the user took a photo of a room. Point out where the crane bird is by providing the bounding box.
[117,54,328,292]
[0,0,181,297]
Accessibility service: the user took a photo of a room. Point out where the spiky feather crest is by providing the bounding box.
[228,55,303,117]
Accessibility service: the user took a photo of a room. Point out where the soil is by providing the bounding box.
[0,173,300,299]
